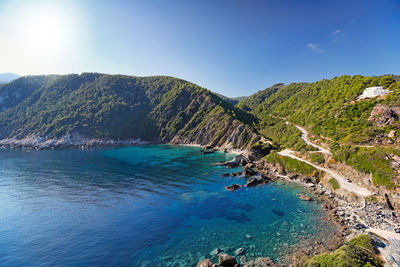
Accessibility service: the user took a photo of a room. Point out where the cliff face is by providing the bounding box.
[0,73,260,151]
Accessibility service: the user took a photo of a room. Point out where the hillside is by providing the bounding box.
[0,73,259,150]
[238,74,400,188]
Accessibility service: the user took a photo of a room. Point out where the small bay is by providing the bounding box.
[0,145,339,266]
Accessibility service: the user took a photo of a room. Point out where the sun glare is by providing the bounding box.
[0,0,84,70]
[22,12,70,54]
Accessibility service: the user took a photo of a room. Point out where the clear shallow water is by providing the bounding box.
[0,145,339,266]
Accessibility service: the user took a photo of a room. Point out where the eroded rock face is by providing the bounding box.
[368,104,400,127]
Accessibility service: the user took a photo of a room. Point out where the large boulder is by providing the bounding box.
[368,104,400,127]
[218,254,237,266]
[198,259,213,267]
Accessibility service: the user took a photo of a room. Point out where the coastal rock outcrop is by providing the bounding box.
[243,166,257,177]
[368,104,400,127]
[245,174,270,187]
[225,184,241,191]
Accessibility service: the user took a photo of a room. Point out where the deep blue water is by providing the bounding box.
[0,145,338,266]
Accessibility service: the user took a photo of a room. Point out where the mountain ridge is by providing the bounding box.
[0,73,260,151]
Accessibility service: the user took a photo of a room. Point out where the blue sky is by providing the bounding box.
[0,0,399,96]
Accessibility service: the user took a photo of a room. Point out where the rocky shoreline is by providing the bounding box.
[0,133,156,150]
[200,150,400,266]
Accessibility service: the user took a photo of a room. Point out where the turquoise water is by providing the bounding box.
[0,145,338,266]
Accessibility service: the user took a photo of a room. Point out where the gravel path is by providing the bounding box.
[292,124,331,154]
[278,149,372,196]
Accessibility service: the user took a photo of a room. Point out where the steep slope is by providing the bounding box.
[0,73,259,150]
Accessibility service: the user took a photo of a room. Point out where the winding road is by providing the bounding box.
[278,149,372,196]
[293,125,331,154]
[279,123,372,196]
[275,120,400,258]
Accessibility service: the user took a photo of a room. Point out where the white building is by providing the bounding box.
[358,86,388,99]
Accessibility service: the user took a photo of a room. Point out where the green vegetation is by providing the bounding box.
[332,145,396,188]
[0,73,256,149]
[265,152,318,177]
[2,73,400,189]
[329,178,340,190]
[257,116,317,151]
[237,75,400,145]
[249,141,276,155]
[305,235,384,267]
[365,195,378,204]
[237,74,400,188]
[310,153,325,164]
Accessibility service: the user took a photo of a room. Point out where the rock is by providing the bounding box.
[388,130,396,138]
[234,247,244,255]
[231,171,243,177]
[225,184,241,191]
[353,223,366,230]
[245,175,270,187]
[245,234,252,239]
[218,254,237,266]
[306,183,316,187]
[198,259,213,267]
[368,104,400,127]
[210,248,220,256]
[245,163,255,168]
[243,166,257,177]
[243,257,277,267]
[297,194,312,201]
[385,193,394,210]
[220,173,230,178]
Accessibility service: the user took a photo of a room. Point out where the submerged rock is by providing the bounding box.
[297,193,312,201]
[234,247,245,255]
[220,173,231,178]
[225,184,241,191]
[218,254,237,266]
[209,248,220,256]
[245,234,253,239]
[243,257,278,267]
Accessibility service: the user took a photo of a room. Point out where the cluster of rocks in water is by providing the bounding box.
[214,155,273,192]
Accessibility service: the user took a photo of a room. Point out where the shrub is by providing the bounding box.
[310,153,325,164]
[329,178,340,190]
[305,235,384,267]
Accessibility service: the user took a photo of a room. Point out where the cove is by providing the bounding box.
[0,145,339,266]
